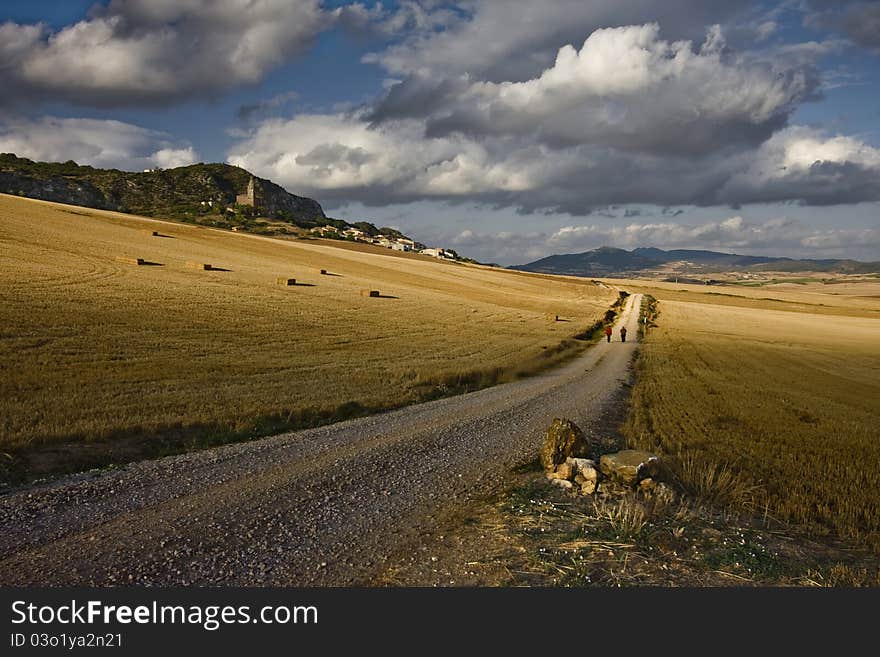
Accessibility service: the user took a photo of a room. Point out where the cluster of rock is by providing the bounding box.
[540,418,674,499]
[548,456,600,494]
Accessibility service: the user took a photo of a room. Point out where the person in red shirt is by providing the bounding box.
[604,325,613,343]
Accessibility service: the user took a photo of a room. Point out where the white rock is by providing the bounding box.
[568,457,596,472]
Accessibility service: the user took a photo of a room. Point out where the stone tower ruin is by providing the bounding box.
[235,176,264,209]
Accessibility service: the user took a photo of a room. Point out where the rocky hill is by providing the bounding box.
[512,246,879,277]
[0,153,325,226]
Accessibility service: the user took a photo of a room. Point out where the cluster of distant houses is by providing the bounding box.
[311,225,458,260]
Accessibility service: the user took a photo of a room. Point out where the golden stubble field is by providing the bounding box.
[619,279,880,548]
[0,194,615,477]
[619,276,880,318]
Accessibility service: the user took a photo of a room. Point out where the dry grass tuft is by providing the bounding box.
[809,564,880,587]
[669,453,766,510]
[591,495,648,538]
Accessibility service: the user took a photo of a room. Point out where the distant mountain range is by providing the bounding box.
[511,246,879,277]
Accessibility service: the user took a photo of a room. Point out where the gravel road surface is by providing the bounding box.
[0,294,642,585]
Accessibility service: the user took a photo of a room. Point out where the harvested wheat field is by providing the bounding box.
[0,194,615,480]
[614,277,880,318]
[620,285,880,549]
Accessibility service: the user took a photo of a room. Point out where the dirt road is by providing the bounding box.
[0,294,642,585]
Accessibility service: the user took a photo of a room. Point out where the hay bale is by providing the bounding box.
[545,313,559,321]
[361,289,380,297]
[318,269,328,275]
[115,256,145,266]
[276,277,296,286]
[186,261,211,270]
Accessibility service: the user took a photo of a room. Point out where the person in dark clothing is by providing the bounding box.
[620,326,627,342]
[605,325,613,343]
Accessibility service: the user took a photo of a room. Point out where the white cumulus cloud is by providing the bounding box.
[226,112,543,204]
[366,0,753,81]
[718,126,880,205]
[1,0,333,106]
[410,23,814,155]
[227,109,880,213]
[0,116,199,170]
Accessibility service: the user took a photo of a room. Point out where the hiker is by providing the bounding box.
[620,326,627,343]
[604,325,613,343]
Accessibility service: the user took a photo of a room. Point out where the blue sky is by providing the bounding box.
[1,1,878,264]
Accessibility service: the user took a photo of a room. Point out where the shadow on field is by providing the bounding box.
[0,301,620,489]
[1,400,381,489]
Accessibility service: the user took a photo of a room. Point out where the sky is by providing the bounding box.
[1,1,878,265]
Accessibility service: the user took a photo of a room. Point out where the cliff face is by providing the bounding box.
[250,176,325,220]
[0,154,325,224]
[0,169,112,209]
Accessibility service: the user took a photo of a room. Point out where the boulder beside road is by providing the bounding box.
[540,418,591,472]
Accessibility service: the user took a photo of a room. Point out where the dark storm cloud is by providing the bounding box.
[841,3,880,51]
[366,74,471,123]
[236,91,299,121]
[804,1,880,53]
[719,159,880,206]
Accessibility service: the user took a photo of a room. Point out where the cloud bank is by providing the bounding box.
[228,20,880,214]
[448,217,880,265]
[228,111,880,213]
[365,0,753,82]
[0,116,199,170]
[0,0,333,106]
[374,23,816,156]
